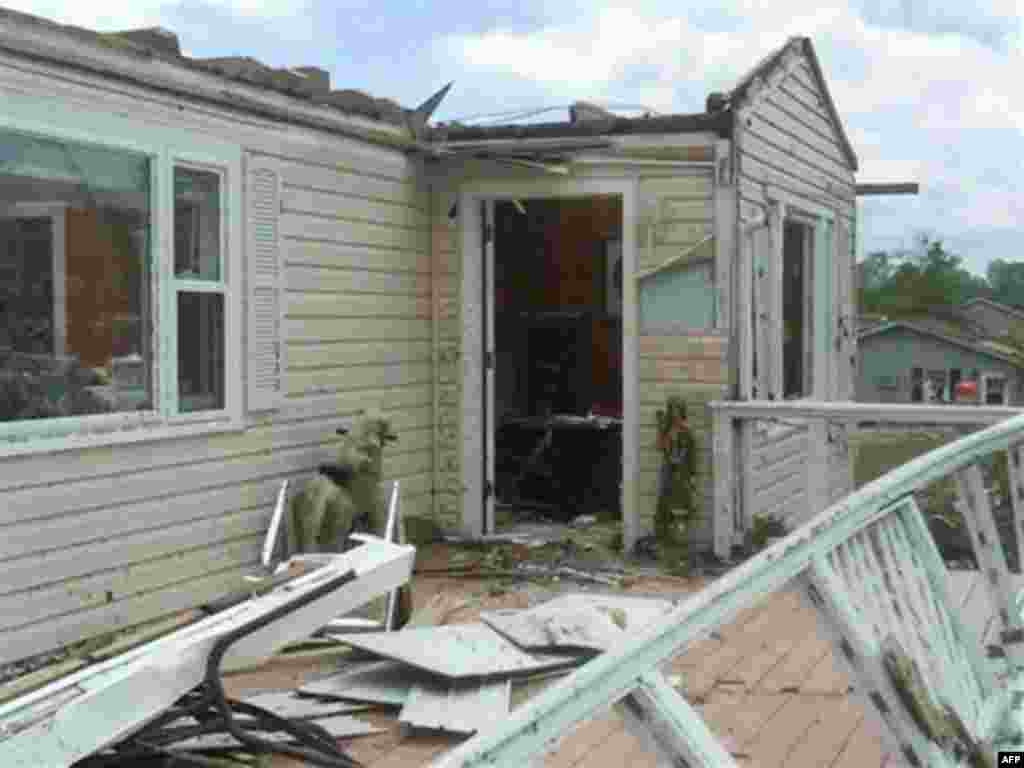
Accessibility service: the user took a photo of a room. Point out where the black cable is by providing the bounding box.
[78,567,366,768]
[202,567,363,768]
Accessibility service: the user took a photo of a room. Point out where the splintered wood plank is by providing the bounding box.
[328,624,578,678]
[697,689,793,750]
[779,695,865,767]
[742,694,827,768]
[299,660,434,706]
[400,678,511,735]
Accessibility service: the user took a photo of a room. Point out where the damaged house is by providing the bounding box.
[0,5,859,668]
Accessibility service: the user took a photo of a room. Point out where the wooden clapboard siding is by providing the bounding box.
[734,44,858,532]
[637,175,714,272]
[741,421,811,530]
[0,62,433,663]
[635,167,723,550]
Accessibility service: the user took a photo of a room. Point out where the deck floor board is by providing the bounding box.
[241,569,995,768]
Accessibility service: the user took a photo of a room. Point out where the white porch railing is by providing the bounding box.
[709,400,1024,560]
[429,407,1024,768]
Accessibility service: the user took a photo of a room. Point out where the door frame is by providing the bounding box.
[458,176,639,546]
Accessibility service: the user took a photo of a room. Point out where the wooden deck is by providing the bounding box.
[222,567,1008,768]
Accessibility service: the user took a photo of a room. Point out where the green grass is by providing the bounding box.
[850,431,949,489]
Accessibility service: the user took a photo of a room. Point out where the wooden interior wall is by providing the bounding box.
[65,207,138,368]
[495,196,623,412]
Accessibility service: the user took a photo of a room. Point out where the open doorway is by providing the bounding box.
[489,195,623,527]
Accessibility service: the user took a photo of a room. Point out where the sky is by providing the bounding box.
[9,0,1024,277]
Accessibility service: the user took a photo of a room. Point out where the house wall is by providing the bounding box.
[0,52,432,665]
[857,329,1024,404]
[429,150,728,547]
[636,171,727,546]
[734,47,858,529]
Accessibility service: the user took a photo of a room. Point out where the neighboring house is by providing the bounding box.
[958,297,1024,340]
[857,316,1024,405]
[0,7,860,664]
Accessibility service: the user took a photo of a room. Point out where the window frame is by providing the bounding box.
[0,100,243,456]
[752,188,836,401]
[166,156,235,424]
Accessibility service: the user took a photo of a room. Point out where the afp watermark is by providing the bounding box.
[1000,751,1024,764]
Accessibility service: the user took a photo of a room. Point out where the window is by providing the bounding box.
[910,367,923,402]
[983,374,1007,405]
[782,220,812,398]
[0,117,242,449]
[746,190,841,402]
[0,127,152,423]
[174,167,225,413]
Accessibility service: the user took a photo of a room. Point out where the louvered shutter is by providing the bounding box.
[246,156,285,411]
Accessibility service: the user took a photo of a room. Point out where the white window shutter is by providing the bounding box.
[246,156,285,411]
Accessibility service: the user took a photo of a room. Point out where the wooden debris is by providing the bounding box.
[327,623,579,678]
[299,660,433,706]
[240,691,371,720]
[481,594,673,652]
[172,715,382,750]
[399,678,511,735]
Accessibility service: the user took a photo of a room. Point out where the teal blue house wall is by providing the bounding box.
[857,325,1024,404]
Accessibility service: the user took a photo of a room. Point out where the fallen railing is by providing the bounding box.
[0,532,415,768]
[431,410,1024,767]
[708,399,1024,559]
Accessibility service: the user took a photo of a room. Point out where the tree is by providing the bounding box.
[860,235,990,315]
[987,259,1024,308]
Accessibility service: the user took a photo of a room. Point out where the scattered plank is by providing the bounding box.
[172,714,383,750]
[327,623,579,678]
[299,660,435,706]
[399,678,511,735]
[241,691,372,720]
[481,594,674,653]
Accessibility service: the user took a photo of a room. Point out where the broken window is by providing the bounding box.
[0,127,152,423]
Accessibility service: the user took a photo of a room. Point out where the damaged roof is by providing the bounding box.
[0,7,857,165]
[433,37,859,172]
[0,5,410,127]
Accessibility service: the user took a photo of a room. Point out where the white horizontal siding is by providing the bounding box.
[734,50,857,539]
[0,68,432,664]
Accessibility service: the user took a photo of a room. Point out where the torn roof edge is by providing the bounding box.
[0,6,857,162]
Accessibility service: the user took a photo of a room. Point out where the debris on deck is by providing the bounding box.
[0,533,414,768]
[299,589,678,737]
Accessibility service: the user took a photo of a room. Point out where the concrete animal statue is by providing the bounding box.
[287,409,398,554]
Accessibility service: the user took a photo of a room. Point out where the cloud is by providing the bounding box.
[440,1,1024,272]
[0,0,303,31]
[3,0,1022,274]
